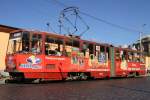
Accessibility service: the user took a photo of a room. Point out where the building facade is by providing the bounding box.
[133,35,150,56]
[0,24,19,72]
[133,35,150,71]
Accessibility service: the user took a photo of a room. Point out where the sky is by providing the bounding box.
[0,0,150,46]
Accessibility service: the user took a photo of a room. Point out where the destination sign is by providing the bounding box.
[10,32,22,39]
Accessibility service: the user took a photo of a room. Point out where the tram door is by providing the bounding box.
[110,47,116,77]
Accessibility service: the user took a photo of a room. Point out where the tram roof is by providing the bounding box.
[11,29,142,53]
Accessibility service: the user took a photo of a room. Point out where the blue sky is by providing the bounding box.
[0,0,150,45]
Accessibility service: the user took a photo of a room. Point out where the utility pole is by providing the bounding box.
[140,24,146,52]
[140,31,142,52]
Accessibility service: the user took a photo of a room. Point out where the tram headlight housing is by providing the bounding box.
[6,55,16,70]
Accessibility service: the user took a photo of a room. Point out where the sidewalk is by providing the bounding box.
[0,72,9,84]
[0,77,6,84]
[146,73,150,76]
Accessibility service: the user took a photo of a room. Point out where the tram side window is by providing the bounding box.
[12,38,22,53]
[81,43,89,58]
[137,53,141,62]
[106,47,110,60]
[120,50,127,61]
[128,52,133,62]
[133,52,140,62]
[115,49,120,61]
[31,34,42,54]
[95,45,100,60]
[45,36,63,56]
[89,44,94,55]
[133,52,143,62]
[128,52,141,62]
[99,46,107,63]
[88,43,95,60]
[65,39,80,56]
[65,40,72,56]
[22,32,29,52]
[140,53,145,63]
[100,46,105,53]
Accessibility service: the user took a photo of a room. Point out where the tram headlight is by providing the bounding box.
[6,55,16,69]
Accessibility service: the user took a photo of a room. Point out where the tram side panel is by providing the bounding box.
[127,62,146,76]
[6,51,146,80]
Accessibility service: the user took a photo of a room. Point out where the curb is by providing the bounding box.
[0,77,10,84]
[0,78,6,84]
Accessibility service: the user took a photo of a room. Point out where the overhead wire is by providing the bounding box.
[50,0,68,8]
[79,11,140,33]
[26,1,57,33]
[50,0,140,33]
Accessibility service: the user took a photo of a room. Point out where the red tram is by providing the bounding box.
[5,30,146,82]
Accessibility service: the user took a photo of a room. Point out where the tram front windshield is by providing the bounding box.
[7,32,42,54]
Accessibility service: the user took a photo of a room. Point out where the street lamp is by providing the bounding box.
[46,22,50,32]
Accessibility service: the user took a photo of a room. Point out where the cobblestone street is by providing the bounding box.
[0,77,150,100]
